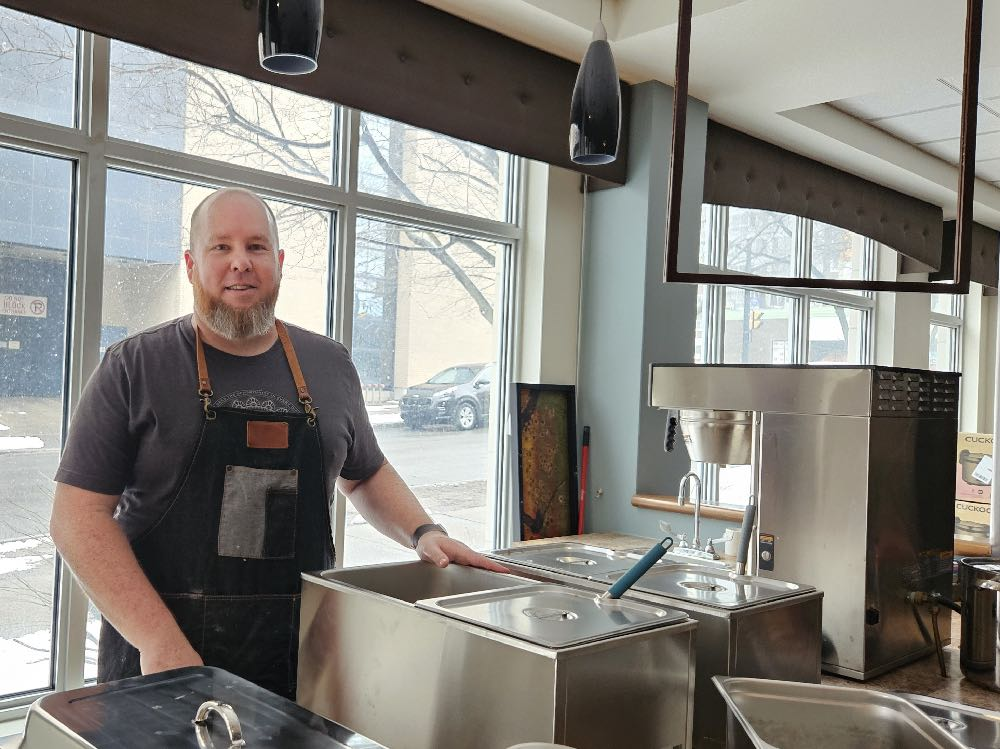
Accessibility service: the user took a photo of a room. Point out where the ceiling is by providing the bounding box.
[421,0,1000,228]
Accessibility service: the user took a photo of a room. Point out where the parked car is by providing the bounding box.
[399,363,493,431]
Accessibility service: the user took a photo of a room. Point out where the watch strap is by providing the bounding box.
[411,523,447,548]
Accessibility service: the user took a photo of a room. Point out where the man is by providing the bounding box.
[50,187,506,699]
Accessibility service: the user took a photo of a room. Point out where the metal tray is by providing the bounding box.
[602,564,810,609]
[897,692,1000,748]
[18,667,385,749]
[488,543,651,578]
[416,583,686,648]
[714,677,967,749]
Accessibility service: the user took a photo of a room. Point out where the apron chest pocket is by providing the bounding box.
[218,466,298,559]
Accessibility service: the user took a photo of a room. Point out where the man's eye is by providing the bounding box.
[212,244,228,251]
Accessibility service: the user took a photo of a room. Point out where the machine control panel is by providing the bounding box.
[758,533,775,571]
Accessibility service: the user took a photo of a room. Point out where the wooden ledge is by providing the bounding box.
[632,493,744,522]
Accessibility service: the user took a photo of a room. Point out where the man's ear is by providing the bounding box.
[183,249,195,281]
[278,248,285,269]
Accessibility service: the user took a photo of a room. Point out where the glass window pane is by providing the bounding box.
[930,324,958,372]
[810,222,868,292]
[0,8,76,126]
[699,205,712,266]
[0,147,74,697]
[347,217,505,566]
[930,293,958,316]
[719,464,753,507]
[694,285,708,363]
[722,288,794,364]
[102,171,332,345]
[808,302,866,364]
[725,208,795,277]
[358,113,511,221]
[108,42,336,183]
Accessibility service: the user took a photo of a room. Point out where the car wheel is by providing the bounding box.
[402,417,422,430]
[454,401,478,431]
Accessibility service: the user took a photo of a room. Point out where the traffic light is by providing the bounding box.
[749,309,764,329]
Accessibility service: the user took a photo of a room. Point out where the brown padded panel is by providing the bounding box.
[930,220,999,288]
[5,0,629,184]
[704,121,944,270]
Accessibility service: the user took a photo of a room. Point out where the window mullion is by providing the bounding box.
[53,30,111,696]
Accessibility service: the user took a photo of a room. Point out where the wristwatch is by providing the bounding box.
[411,523,447,549]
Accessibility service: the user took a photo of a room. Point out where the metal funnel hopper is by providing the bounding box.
[679,409,754,465]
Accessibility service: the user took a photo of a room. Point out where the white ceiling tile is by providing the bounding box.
[943,66,1000,101]
[868,106,963,144]
[974,159,1000,182]
[833,80,960,121]
[973,130,1000,161]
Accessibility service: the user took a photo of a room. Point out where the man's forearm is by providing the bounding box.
[338,462,433,547]
[50,484,190,657]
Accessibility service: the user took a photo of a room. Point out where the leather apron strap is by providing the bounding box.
[194,318,317,425]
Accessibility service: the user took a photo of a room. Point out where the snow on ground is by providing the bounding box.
[0,436,43,451]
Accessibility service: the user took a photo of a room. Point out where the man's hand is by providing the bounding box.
[140,636,204,675]
[416,532,510,573]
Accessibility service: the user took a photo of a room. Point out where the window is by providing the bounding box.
[109,42,338,183]
[694,206,876,505]
[346,218,508,567]
[0,147,74,696]
[929,294,962,372]
[0,8,77,126]
[358,113,513,221]
[0,16,521,706]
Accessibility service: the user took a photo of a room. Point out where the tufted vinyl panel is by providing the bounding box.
[2,0,630,185]
[931,220,999,288]
[704,121,944,270]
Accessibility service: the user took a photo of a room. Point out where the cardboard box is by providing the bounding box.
[956,432,992,544]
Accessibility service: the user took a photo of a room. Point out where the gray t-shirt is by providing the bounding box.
[55,315,385,539]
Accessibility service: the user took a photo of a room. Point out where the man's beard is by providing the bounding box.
[193,276,279,341]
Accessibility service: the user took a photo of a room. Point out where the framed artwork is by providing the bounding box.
[512,383,578,541]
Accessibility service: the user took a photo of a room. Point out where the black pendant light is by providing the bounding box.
[258,0,324,75]
[569,2,621,165]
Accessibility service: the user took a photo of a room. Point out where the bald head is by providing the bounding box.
[189,187,279,255]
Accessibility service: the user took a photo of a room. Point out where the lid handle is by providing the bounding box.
[193,700,245,748]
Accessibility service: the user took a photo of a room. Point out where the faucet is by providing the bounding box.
[677,471,703,550]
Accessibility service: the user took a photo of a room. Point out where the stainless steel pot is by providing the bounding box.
[960,557,1000,691]
[714,677,966,749]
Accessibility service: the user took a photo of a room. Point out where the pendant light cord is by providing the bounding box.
[599,0,604,21]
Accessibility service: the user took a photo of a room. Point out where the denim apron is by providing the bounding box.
[97,320,333,699]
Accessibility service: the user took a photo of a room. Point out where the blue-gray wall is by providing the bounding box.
[577,81,733,545]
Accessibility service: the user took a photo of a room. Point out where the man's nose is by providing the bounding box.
[230,246,253,272]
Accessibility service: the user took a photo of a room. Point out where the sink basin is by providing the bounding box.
[601,564,811,609]
[312,559,532,603]
[298,560,696,749]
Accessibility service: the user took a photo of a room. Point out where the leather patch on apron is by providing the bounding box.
[247,420,289,449]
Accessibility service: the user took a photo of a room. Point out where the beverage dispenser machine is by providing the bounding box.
[650,364,958,679]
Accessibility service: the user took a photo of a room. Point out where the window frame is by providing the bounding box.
[695,204,877,505]
[0,27,523,715]
[929,294,964,372]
